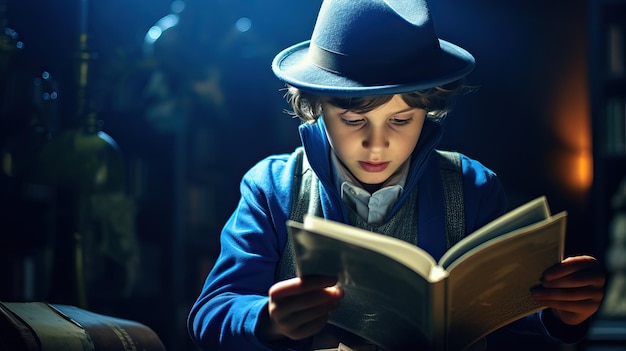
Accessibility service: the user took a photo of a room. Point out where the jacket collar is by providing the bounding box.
[298,116,443,200]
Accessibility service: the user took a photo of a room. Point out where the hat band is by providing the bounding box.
[308,42,441,86]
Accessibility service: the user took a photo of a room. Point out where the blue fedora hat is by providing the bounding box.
[272,0,475,96]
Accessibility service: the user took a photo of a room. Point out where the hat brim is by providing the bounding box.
[272,39,475,96]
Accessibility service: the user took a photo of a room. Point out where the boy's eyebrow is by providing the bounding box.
[387,107,416,115]
[343,106,417,116]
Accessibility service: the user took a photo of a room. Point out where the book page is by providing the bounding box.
[295,216,444,281]
[439,196,551,269]
[288,218,447,349]
[444,212,566,350]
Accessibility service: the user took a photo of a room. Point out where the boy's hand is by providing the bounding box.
[531,255,606,326]
[258,275,344,342]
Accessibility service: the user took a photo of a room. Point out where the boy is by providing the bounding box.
[188,0,605,349]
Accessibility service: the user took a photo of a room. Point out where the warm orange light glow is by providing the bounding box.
[577,148,593,188]
[550,146,593,197]
[550,55,593,195]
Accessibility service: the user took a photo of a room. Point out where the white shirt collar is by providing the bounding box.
[330,152,410,224]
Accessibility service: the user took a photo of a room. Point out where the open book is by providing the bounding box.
[286,196,566,350]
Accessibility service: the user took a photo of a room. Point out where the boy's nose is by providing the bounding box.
[362,128,389,150]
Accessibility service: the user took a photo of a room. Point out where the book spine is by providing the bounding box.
[607,20,625,77]
[603,7,626,156]
[605,97,626,155]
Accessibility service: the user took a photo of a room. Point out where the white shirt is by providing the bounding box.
[331,152,409,224]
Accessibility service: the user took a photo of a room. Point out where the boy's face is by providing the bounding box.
[322,94,426,186]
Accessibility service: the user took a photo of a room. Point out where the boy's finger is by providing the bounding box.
[542,256,602,282]
[531,286,605,302]
[270,276,338,298]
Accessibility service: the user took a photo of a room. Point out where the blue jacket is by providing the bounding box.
[188,118,564,350]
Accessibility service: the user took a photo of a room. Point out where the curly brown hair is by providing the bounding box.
[284,80,471,123]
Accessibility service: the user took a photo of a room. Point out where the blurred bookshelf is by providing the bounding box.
[586,0,626,348]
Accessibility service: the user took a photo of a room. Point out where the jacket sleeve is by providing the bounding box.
[502,310,591,344]
[187,153,309,351]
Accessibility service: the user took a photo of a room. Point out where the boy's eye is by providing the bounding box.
[390,117,412,125]
[340,117,365,126]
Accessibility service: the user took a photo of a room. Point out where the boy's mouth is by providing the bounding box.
[358,161,389,172]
